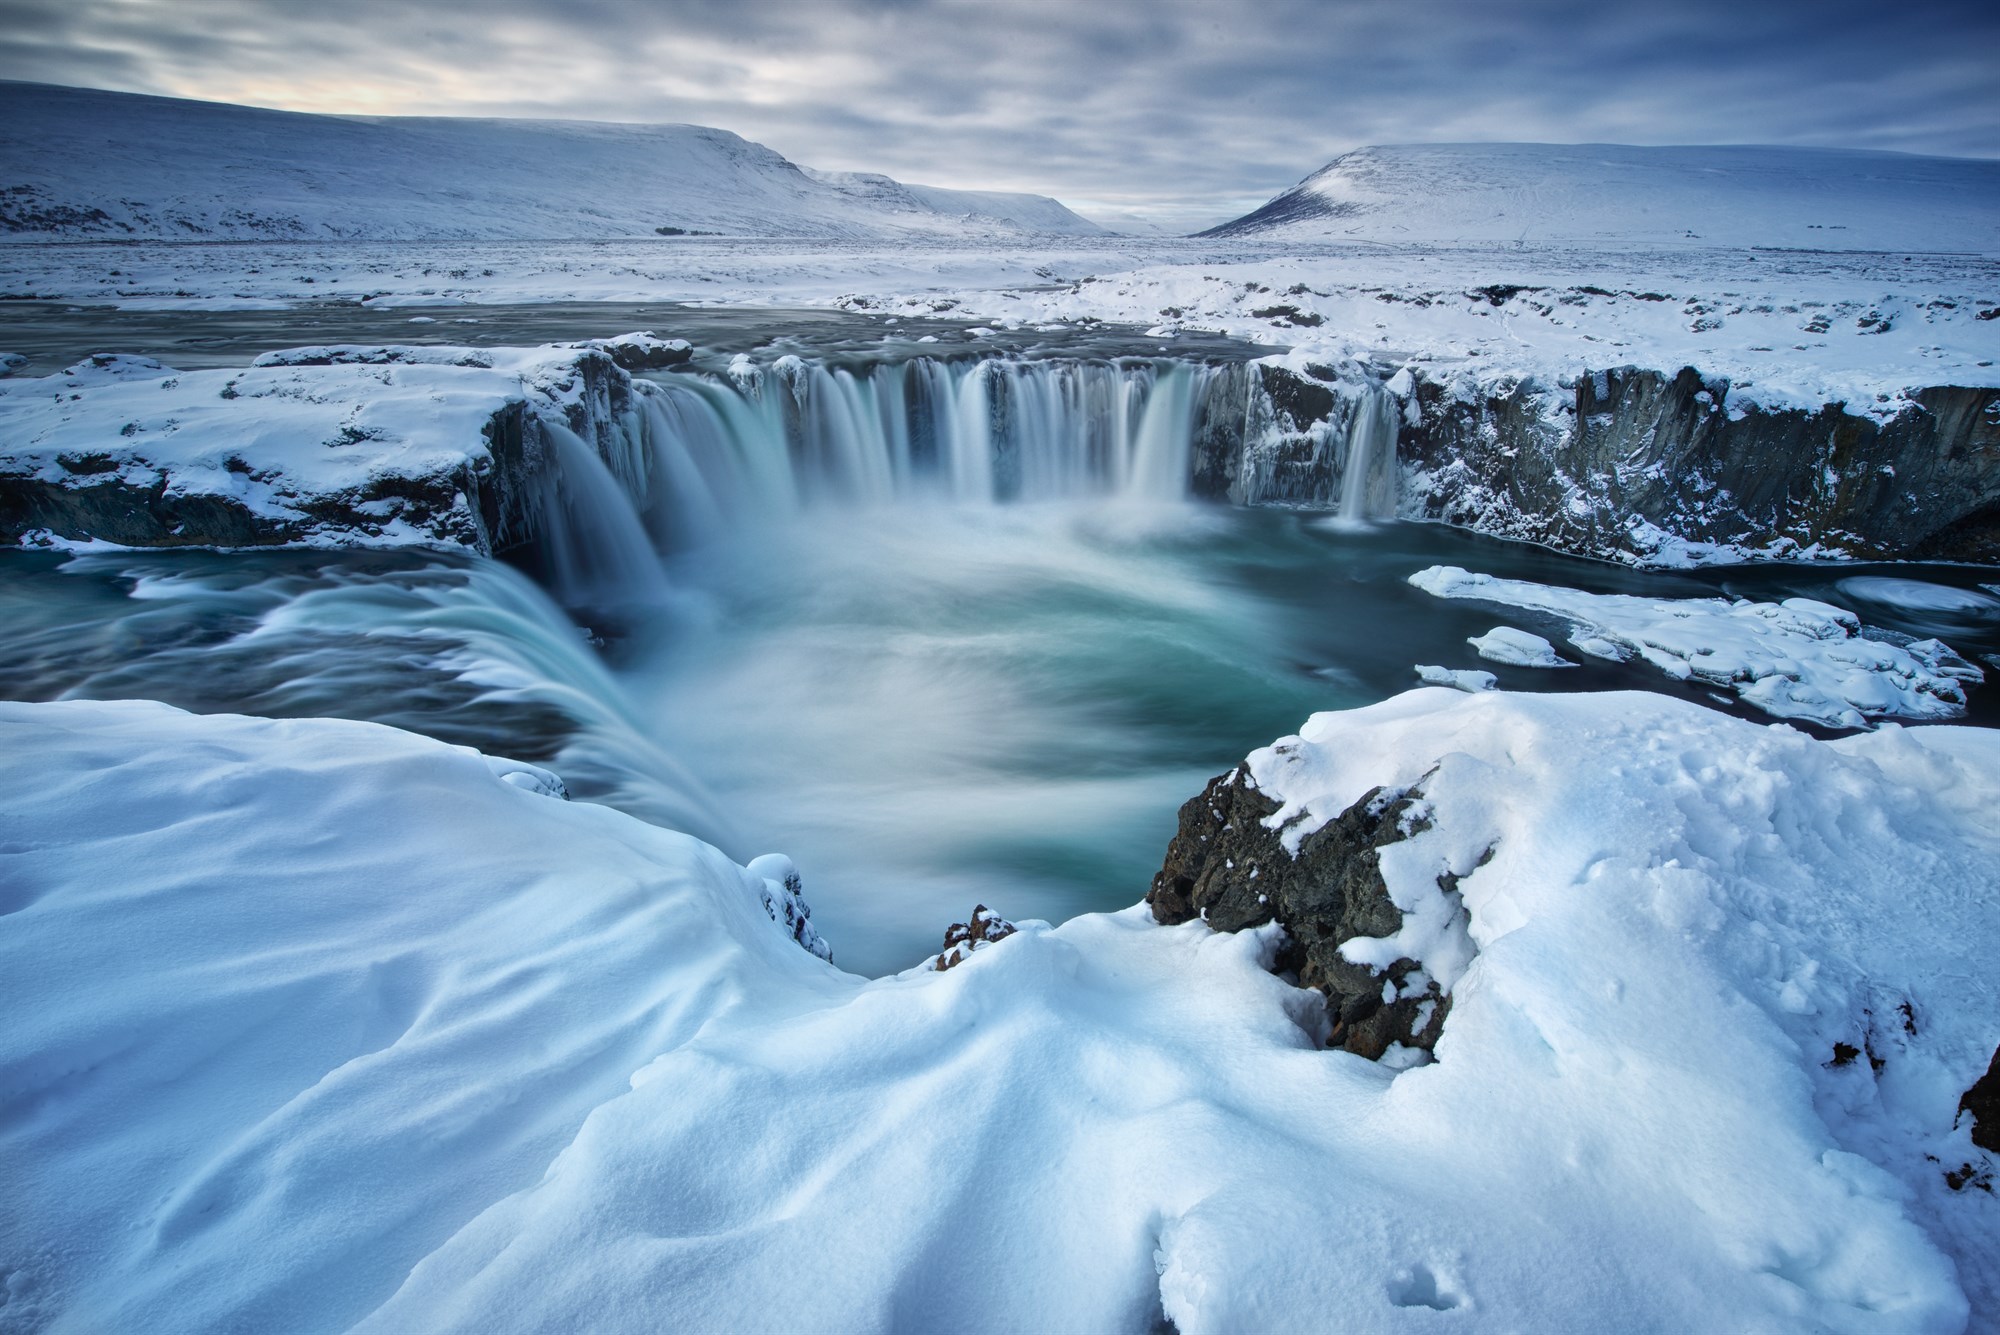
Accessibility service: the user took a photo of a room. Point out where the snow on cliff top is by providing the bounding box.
[0,81,1106,242]
[3,691,1997,1329]
[1205,142,2000,253]
[0,340,658,555]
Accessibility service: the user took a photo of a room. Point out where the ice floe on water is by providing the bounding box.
[1467,624,1575,669]
[3,691,1996,1330]
[1415,663,1497,692]
[1411,565,1984,729]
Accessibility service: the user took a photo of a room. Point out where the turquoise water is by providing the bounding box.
[5,509,1994,975]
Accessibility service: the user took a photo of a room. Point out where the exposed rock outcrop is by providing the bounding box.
[1400,366,2000,563]
[1147,766,1462,1059]
[931,905,1017,972]
[1194,361,2000,565]
[1962,1045,2000,1153]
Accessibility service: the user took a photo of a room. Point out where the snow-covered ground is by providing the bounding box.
[6,235,1993,416]
[4,89,1993,414]
[0,81,1105,241]
[4,99,1999,1333]
[3,691,1995,1331]
[1412,565,1985,729]
[1203,142,2000,251]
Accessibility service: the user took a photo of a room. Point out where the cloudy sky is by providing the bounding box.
[2,0,1995,230]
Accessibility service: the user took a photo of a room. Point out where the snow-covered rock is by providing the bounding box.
[0,81,1106,242]
[1148,766,1466,1060]
[0,342,656,556]
[3,692,1996,1329]
[1412,564,1984,728]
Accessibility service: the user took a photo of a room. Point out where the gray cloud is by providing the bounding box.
[0,0,1994,230]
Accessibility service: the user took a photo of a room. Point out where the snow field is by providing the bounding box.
[4,692,1996,1330]
[6,235,1993,420]
[0,81,1105,242]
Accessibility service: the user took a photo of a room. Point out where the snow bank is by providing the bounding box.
[1413,564,1983,728]
[5,693,1996,1330]
[0,699,850,1333]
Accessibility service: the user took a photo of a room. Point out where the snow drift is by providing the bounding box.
[3,691,1996,1330]
[0,81,1106,242]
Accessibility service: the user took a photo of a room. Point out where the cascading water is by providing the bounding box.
[4,338,1995,976]
[1337,385,1400,523]
[585,355,1228,556]
[538,422,669,606]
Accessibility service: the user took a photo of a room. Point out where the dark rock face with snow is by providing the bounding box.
[1148,766,1454,1059]
[7,339,1994,569]
[1195,362,2000,565]
[1964,1046,2000,1153]
[0,344,648,556]
[1400,367,2000,564]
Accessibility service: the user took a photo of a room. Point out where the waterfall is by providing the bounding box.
[1126,363,1197,501]
[537,422,668,605]
[613,356,1222,546]
[515,354,1242,609]
[1338,386,1399,522]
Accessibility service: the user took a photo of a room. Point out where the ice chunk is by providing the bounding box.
[1416,664,1497,692]
[1468,625,1575,668]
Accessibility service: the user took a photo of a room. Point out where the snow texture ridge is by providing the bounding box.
[0,81,1106,242]
[3,692,1996,1330]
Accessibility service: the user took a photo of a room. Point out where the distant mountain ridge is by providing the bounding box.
[0,81,1107,242]
[1202,142,2000,251]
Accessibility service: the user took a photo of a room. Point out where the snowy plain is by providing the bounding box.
[3,691,1996,1332]
[7,234,1995,422]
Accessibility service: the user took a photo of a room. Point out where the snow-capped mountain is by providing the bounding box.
[1203,142,2000,251]
[0,81,1107,242]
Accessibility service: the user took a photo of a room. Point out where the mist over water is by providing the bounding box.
[4,348,1997,973]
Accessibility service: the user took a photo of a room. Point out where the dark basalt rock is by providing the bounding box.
[933,905,1017,972]
[1962,1045,2000,1153]
[591,332,694,372]
[1200,359,2000,565]
[0,348,651,556]
[1148,766,1461,1059]
[1398,366,2000,564]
